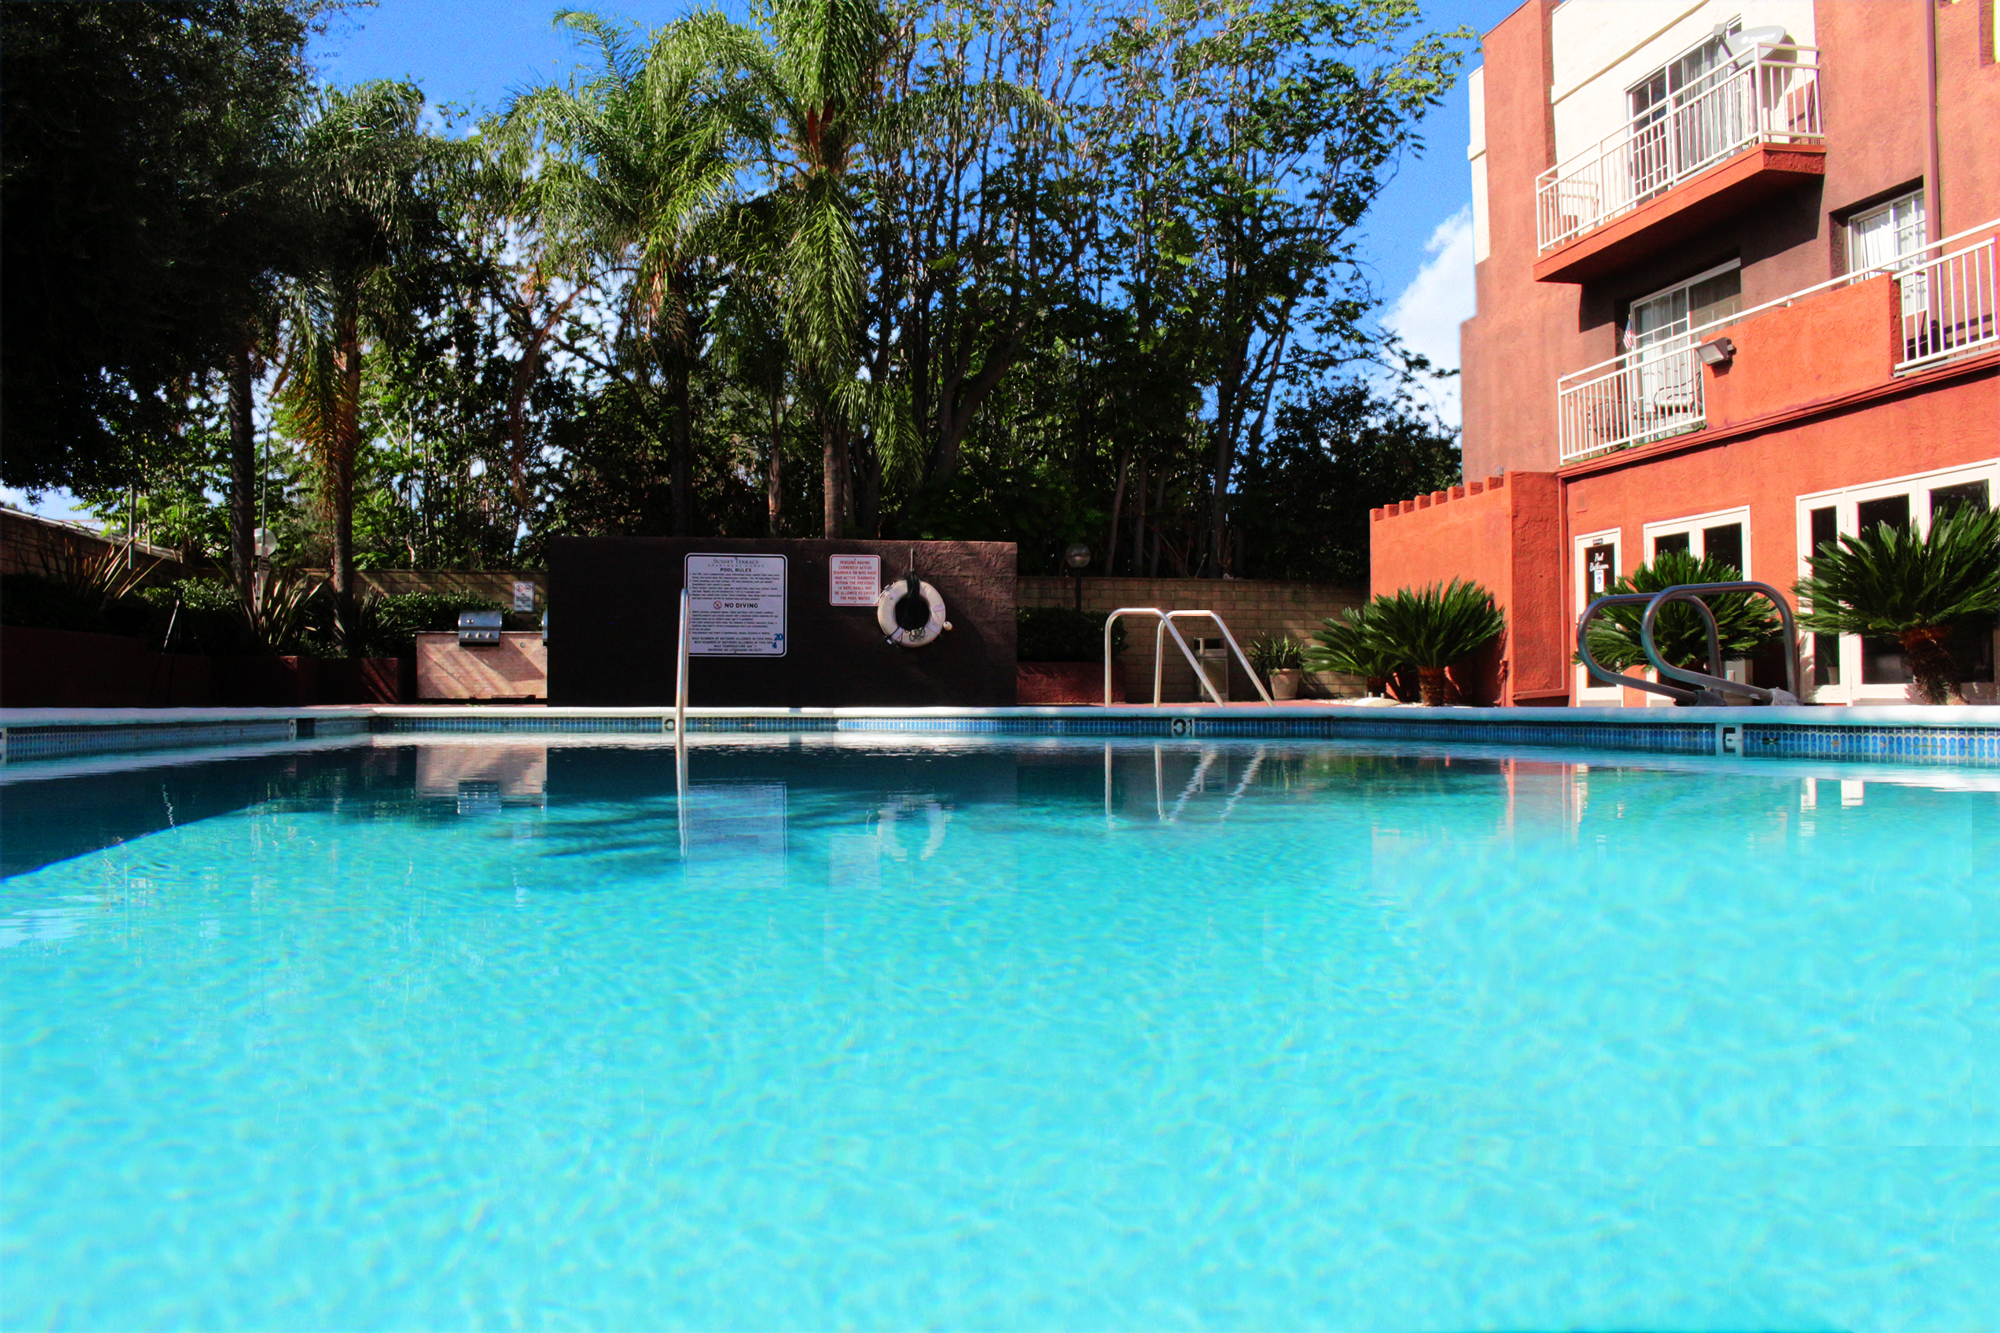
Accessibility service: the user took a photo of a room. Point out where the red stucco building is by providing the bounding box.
[1372,0,1998,705]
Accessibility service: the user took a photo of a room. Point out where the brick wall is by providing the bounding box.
[1019,576,1366,701]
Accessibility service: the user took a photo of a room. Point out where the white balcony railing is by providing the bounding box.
[1557,220,2000,465]
[1899,232,2000,370]
[1537,45,1822,253]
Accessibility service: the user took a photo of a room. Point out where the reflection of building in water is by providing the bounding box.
[415,744,547,811]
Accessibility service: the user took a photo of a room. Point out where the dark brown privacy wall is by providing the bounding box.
[546,538,1017,706]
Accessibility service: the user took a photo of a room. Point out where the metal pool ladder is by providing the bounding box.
[1102,608,1275,707]
[1577,580,1801,706]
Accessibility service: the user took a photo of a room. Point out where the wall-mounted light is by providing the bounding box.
[1696,336,1737,367]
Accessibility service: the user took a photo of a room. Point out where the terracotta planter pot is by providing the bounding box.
[1268,668,1301,701]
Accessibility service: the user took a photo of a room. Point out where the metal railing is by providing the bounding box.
[1556,218,2000,465]
[1102,607,1274,707]
[1577,581,1799,706]
[1538,44,1820,253]
[1898,232,2000,370]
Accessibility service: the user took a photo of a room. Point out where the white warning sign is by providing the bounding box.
[829,554,881,606]
[685,554,787,656]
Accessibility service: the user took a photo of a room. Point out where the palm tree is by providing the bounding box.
[1795,505,2000,704]
[1353,579,1505,706]
[1306,604,1408,698]
[511,12,754,537]
[1581,549,1778,675]
[280,82,448,614]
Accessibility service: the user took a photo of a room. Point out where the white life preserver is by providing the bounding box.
[877,577,952,647]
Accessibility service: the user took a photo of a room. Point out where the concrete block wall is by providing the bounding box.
[1018,576,1367,701]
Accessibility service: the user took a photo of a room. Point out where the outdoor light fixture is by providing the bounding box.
[1064,542,1093,610]
[1696,336,1736,367]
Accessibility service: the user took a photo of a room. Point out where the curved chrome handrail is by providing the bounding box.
[1104,608,1215,707]
[1640,580,1800,705]
[1151,610,1276,707]
[1577,591,1721,705]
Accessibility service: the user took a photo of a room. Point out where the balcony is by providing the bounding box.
[1534,45,1824,285]
[1556,221,1999,466]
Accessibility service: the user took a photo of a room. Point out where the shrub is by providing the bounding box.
[1579,550,1777,675]
[1795,505,2000,704]
[1336,580,1503,706]
[1305,605,1409,696]
[1248,635,1305,674]
[1017,606,1126,663]
[363,591,507,659]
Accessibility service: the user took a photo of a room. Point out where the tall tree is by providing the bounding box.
[280,81,451,608]
[1,0,312,494]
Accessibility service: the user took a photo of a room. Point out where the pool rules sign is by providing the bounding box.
[685,554,787,656]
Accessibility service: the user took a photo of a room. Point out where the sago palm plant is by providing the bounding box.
[1350,579,1505,706]
[1794,505,2000,704]
[1306,605,1406,697]
[1581,549,1778,675]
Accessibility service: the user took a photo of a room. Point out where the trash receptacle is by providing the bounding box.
[1193,637,1230,702]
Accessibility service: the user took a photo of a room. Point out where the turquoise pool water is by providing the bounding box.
[3,738,1996,1331]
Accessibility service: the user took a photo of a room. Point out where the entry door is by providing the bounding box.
[1574,529,1624,703]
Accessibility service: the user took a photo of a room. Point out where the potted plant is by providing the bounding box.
[1794,504,2000,704]
[1306,604,1408,699]
[1249,635,1307,700]
[1346,579,1505,706]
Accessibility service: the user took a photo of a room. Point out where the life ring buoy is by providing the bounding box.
[877,575,952,647]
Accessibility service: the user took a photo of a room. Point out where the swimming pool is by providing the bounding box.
[4,735,1996,1330]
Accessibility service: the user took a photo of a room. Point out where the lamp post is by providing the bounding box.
[253,526,277,605]
[1064,542,1093,612]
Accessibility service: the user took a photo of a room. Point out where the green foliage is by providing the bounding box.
[1795,507,2000,703]
[1305,604,1404,684]
[1359,580,1504,672]
[1233,383,1462,583]
[1248,635,1306,673]
[0,0,312,491]
[1581,550,1778,672]
[140,578,259,656]
[359,591,507,659]
[1016,606,1125,663]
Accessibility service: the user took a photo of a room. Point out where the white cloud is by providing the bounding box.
[1381,204,1476,427]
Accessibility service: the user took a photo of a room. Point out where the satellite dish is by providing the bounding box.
[1723,26,1789,58]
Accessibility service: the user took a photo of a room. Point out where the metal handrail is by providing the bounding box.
[1577,581,1801,706]
[1577,591,1725,705]
[1151,610,1276,706]
[1104,607,1214,706]
[1641,581,1800,705]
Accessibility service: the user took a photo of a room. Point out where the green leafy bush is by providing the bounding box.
[1248,635,1305,673]
[1017,606,1125,663]
[1795,506,2000,704]
[1312,580,1503,705]
[363,591,507,659]
[1580,550,1777,675]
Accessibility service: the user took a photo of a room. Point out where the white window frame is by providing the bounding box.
[1573,526,1626,704]
[1641,504,1752,571]
[1628,259,1744,348]
[1628,506,1754,704]
[1796,459,2000,704]
[1846,188,1929,316]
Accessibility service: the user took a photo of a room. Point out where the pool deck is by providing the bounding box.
[4,701,1999,767]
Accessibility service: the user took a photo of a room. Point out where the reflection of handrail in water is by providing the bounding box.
[676,586,690,858]
[1169,747,1219,822]
[1217,746,1266,821]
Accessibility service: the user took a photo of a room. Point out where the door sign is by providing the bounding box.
[685,554,788,656]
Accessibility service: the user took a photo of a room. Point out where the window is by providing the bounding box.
[1848,189,1928,317]
[1627,24,1743,192]
[1629,261,1744,350]
[1797,462,2000,703]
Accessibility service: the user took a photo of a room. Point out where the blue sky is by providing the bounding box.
[6,0,1520,523]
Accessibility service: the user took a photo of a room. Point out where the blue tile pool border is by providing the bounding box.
[3,706,1997,767]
